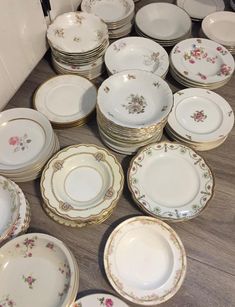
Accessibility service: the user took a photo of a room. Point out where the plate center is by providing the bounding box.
[65,166,103,202]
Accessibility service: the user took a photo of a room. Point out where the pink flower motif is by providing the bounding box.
[217,46,222,52]
[191,48,201,58]
[189,59,195,64]
[105,298,113,307]
[198,73,207,80]
[8,136,19,146]
[46,242,54,250]
[219,64,231,76]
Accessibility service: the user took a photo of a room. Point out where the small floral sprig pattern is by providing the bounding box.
[54,28,64,38]
[58,263,71,299]
[191,110,207,122]
[8,134,32,152]
[184,44,218,65]
[122,94,147,114]
[22,275,36,289]
[15,236,37,258]
[143,52,160,66]
[113,42,126,52]
[217,64,232,76]
[98,297,114,307]
[0,296,16,307]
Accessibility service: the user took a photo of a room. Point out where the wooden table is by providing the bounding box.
[4,1,235,306]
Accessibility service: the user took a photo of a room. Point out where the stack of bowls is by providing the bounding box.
[97,70,173,155]
[135,3,191,47]
[170,38,235,90]
[47,12,109,80]
[166,88,234,151]
[0,108,60,182]
[81,0,135,39]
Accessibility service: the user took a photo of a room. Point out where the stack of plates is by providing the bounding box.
[0,233,79,307]
[104,36,169,78]
[128,142,214,221]
[104,216,187,305]
[47,12,109,80]
[202,12,235,55]
[170,38,235,89]
[40,144,124,227]
[0,176,31,244]
[165,88,234,151]
[177,0,225,21]
[97,70,173,155]
[33,75,97,128]
[81,0,135,39]
[0,108,60,182]
[135,3,192,47]
[73,293,129,307]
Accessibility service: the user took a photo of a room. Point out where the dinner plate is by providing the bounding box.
[128,142,214,221]
[0,233,78,307]
[73,293,129,306]
[202,12,235,47]
[104,216,187,305]
[105,37,169,77]
[97,70,173,129]
[47,12,108,53]
[41,144,124,221]
[168,88,234,143]
[135,3,191,41]
[34,75,97,125]
[177,0,225,20]
[171,38,235,84]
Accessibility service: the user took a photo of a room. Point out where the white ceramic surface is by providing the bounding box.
[73,293,129,306]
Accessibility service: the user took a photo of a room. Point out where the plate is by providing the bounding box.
[73,293,129,306]
[171,38,235,84]
[97,70,173,128]
[34,75,97,125]
[0,233,78,307]
[47,12,108,53]
[202,12,235,47]
[41,144,124,221]
[177,0,225,20]
[105,37,169,77]
[168,88,234,142]
[128,142,214,221]
[135,3,191,41]
[104,216,187,305]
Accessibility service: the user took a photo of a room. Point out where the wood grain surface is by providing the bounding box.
[3,0,235,306]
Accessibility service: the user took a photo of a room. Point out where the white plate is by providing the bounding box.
[168,88,234,142]
[171,38,235,84]
[202,12,235,47]
[81,0,134,23]
[135,3,191,41]
[128,142,214,220]
[0,108,53,171]
[97,70,173,128]
[105,37,169,77]
[177,0,225,19]
[0,233,78,307]
[34,75,97,125]
[104,216,187,305]
[47,12,108,53]
[73,293,129,307]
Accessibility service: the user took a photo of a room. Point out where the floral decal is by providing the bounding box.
[217,64,232,76]
[96,30,105,42]
[198,72,207,80]
[22,275,36,289]
[46,242,54,250]
[173,46,181,54]
[127,74,136,80]
[122,94,147,114]
[58,263,71,299]
[104,86,110,93]
[191,110,207,122]
[98,297,114,307]
[54,28,64,38]
[75,14,84,24]
[73,37,80,42]
[113,42,126,52]
[143,52,160,66]
[0,296,16,306]
[15,236,37,258]
[216,46,228,55]
[8,134,32,152]
[184,44,218,65]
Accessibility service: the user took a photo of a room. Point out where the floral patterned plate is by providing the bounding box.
[0,233,79,307]
[170,38,235,84]
[47,12,108,53]
[97,70,173,129]
[104,37,169,77]
[128,142,214,221]
[73,293,129,306]
[168,88,234,143]
[104,216,187,305]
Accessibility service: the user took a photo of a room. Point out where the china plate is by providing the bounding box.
[104,216,187,305]
[171,38,235,84]
[202,12,235,47]
[41,144,124,221]
[168,88,234,143]
[105,37,169,77]
[128,142,214,221]
[34,75,97,125]
[73,293,129,306]
[47,12,108,53]
[81,0,134,23]
[135,3,191,41]
[177,0,225,20]
[0,233,78,307]
[97,70,173,129]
